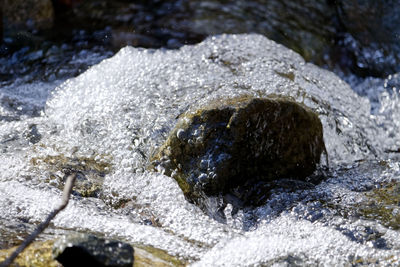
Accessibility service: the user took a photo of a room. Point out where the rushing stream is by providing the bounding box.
[1,34,400,265]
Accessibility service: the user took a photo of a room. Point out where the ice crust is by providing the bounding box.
[1,34,400,265]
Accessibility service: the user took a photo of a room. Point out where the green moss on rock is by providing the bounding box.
[151,95,325,205]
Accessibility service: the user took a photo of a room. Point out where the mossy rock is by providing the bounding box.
[151,95,325,205]
[0,237,185,267]
[0,240,60,267]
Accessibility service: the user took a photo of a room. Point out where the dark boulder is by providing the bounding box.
[53,234,134,267]
[151,95,325,205]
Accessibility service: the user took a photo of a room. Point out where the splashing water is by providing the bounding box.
[1,34,400,265]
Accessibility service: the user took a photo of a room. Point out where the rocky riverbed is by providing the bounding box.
[1,33,400,265]
[2,1,400,266]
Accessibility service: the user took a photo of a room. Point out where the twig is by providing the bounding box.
[0,173,77,267]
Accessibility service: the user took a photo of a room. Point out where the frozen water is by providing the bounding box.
[1,34,400,265]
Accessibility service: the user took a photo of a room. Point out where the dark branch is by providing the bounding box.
[0,173,77,267]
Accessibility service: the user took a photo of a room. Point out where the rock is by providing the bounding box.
[151,95,325,205]
[0,240,58,267]
[3,0,54,31]
[53,233,134,267]
[0,237,185,267]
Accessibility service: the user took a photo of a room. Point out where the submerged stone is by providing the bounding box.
[151,95,325,204]
[53,234,134,267]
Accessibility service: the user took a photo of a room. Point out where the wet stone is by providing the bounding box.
[151,95,325,206]
[53,233,134,267]
[0,237,185,267]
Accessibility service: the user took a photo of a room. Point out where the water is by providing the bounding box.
[1,34,400,265]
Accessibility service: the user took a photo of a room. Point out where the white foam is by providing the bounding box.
[193,214,400,266]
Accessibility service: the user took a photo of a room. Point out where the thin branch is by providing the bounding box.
[0,173,77,267]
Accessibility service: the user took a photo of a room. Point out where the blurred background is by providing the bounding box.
[1,0,400,85]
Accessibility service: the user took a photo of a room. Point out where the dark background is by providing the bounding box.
[1,0,400,83]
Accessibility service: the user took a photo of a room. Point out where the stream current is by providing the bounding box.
[1,34,400,265]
